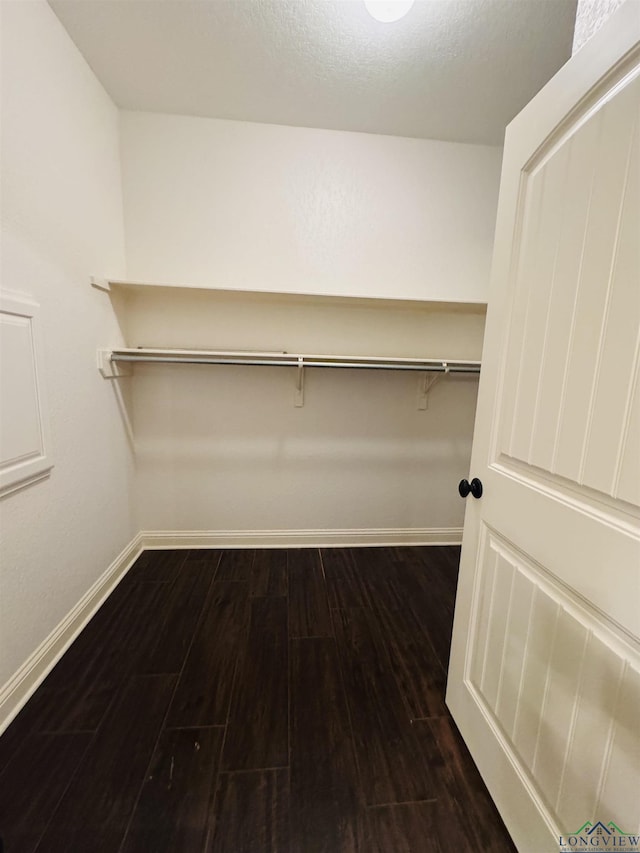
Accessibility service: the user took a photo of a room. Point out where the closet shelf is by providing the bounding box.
[93,278,488,313]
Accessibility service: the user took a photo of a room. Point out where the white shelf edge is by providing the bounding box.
[99,278,488,313]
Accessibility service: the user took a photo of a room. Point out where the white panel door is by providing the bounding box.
[447,5,640,852]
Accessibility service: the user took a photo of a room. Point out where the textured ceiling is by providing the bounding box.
[48,0,577,145]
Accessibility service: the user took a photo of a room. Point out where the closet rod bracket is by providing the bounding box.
[294,357,305,407]
[97,349,131,378]
[417,372,442,410]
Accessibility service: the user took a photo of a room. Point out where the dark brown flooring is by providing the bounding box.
[0,546,516,852]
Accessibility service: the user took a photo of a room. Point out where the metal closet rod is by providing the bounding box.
[109,348,481,374]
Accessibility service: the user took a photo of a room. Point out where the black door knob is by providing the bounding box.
[458,478,483,499]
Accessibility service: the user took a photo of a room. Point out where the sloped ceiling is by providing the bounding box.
[48,0,577,145]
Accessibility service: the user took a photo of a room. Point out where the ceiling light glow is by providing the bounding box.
[364,0,416,23]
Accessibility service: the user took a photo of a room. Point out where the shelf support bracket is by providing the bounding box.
[90,276,111,293]
[294,357,305,407]
[97,349,131,378]
[417,371,442,410]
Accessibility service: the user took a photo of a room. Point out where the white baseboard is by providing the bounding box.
[0,532,144,736]
[140,527,463,549]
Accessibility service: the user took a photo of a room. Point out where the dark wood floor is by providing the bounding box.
[0,546,515,852]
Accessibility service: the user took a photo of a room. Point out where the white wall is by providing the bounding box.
[572,0,628,52]
[0,2,134,690]
[133,363,479,536]
[117,112,500,537]
[120,112,502,303]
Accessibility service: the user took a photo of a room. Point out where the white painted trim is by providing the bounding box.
[0,290,54,498]
[0,533,144,735]
[0,469,52,499]
[139,527,463,549]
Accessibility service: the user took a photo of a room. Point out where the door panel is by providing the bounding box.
[597,668,640,832]
[464,524,639,838]
[447,5,640,850]
[497,72,640,498]
[617,369,640,505]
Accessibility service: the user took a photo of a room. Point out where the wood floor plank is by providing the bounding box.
[250,550,288,597]
[19,582,160,734]
[0,693,51,774]
[320,548,374,609]
[120,726,224,853]
[216,549,255,582]
[419,717,516,852]
[222,596,288,771]
[362,550,457,671]
[84,571,146,629]
[0,732,92,853]
[408,594,455,671]
[288,550,332,638]
[133,560,216,674]
[332,607,435,806]
[124,550,188,584]
[422,546,461,605]
[53,577,153,677]
[351,547,407,604]
[405,547,459,616]
[36,674,176,853]
[0,579,148,763]
[184,549,223,565]
[206,769,290,853]
[368,799,471,853]
[369,594,447,719]
[166,581,249,727]
[290,638,369,853]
